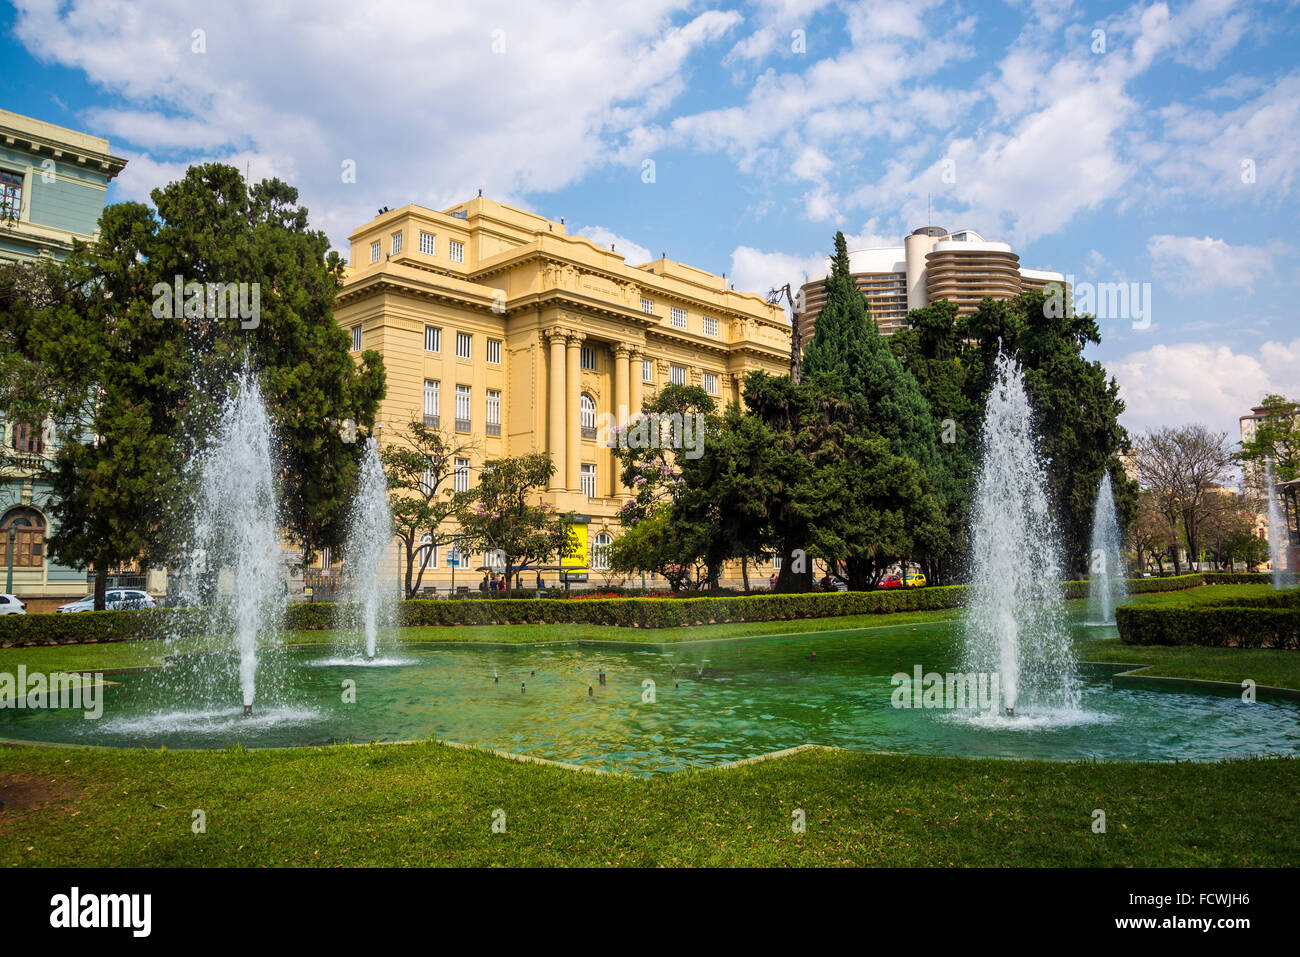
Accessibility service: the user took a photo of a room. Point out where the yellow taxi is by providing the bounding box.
[904,572,927,588]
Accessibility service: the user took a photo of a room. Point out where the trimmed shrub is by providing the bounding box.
[1117,604,1300,650]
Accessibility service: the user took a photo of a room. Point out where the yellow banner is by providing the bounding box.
[562,522,588,570]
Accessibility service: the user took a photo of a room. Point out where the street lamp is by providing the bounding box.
[5,516,34,593]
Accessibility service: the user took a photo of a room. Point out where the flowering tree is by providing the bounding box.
[453,452,575,597]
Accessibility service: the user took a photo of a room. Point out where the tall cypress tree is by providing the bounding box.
[802,231,869,404]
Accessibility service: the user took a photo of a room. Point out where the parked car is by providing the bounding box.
[56,589,157,613]
[905,572,927,588]
[878,575,903,589]
[820,574,849,592]
[0,593,26,615]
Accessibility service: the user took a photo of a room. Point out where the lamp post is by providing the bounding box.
[5,516,34,594]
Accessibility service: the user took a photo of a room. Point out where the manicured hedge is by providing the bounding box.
[1116,603,1300,650]
[0,572,1271,645]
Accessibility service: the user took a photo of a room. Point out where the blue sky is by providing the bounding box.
[2,0,1298,436]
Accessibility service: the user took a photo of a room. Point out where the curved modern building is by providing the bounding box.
[798,226,1066,341]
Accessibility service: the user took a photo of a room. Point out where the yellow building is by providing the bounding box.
[334,196,790,590]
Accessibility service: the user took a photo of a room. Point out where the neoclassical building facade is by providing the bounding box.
[335,196,790,588]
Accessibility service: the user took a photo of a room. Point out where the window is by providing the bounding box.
[486,389,501,436]
[423,380,440,427]
[320,548,331,571]
[702,372,718,395]
[391,231,403,255]
[773,553,783,571]
[486,338,502,364]
[369,241,380,264]
[419,231,436,256]
[670,306,687,329]
[1,507,45,569]
[449,239,465,263]
[456,331,472,359]
[640,297,654,315]
[670,365,686,385]
[419,533,438,569]
[455,385,472,432]
[580,345,595,370]
[420,465,435,495]
[424,326,441,352]
[642,359,653,382]
[0,170,21,221]
[351,326,362,351]
[702,315,718,337]
[590,532,613,570]
[454,458,470,493]
[580,393,597,439]
[9,419,43,454]
[581,463,597,498]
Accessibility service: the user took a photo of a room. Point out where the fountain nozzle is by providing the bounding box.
[243,704,253,717]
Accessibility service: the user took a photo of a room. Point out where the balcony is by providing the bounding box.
[486,422,501,436]
[423,414,440,428]
[581,426,597,440]
[455,418,471,433]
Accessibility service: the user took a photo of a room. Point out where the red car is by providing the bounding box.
[878,575,903,589]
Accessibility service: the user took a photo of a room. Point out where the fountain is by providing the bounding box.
[1264,462,1292,589]
[1087,472,1129,624]
[963,352,1078,719]
[341,436,396,661]
[180,368,286,714]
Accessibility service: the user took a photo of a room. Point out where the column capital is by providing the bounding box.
[544,326,570,345]
[612,343,635,359]
[565,330,586,346]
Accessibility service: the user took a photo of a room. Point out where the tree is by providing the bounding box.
[454,452,575,598]
[961,290,1136,576]
[378,418,477,598]
[1131,489,1177,574]
[801,231,870,406]
[30,165,386,607]
[1134,425,1236,571]
[1237,393,1300,553]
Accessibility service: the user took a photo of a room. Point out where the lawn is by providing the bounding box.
[2,742,1296,867]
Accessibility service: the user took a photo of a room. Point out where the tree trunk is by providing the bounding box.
[93,564,108,611]
[741,555,749,593]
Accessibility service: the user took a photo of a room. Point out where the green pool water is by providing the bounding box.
[1,618,1296,773]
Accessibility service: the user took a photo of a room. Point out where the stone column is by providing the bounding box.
[612,344,632,497]
[547,328,567,491]
[565,331,584,493]
[629,349,644,421]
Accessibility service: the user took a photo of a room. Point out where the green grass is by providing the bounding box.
[2,742,1295,867]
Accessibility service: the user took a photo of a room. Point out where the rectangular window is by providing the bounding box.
[670,365,686,386]
[670,306,687,329]
[9,421,43,454]
[391,231,402,255]
[369,241,380,264]
[419,231,436,256]
[702,315,718,337]
[0,170,22,220]
[702,372,718,395]
[456,332,471,359]
[423,379,440,427]
[486,338,502,364]
[640,297,654,315]
[486,389,501,436]
[580,463,596,498]
[351,326,362,351]
[642,359,653,382]
[580,345,595,370]
[454,458,470,494]
[421,466,434,495]
[455,385,472,431]
[424,326,441,352]
[449,239,465,263]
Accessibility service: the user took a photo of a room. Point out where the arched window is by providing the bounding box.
[1,507,45,569]
[590,532,613,570]
[580,393,597,438]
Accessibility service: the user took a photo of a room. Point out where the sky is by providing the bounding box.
[2,0,1298,440]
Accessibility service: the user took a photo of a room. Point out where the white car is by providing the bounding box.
[0,593,26,615]
[56,589,157,613]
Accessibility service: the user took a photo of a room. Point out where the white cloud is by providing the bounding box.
[1147,234,1280,292]
[728,245,827,315]
[574,226,652,266]
[1109,337,1300,434]
[12,0,737,251]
